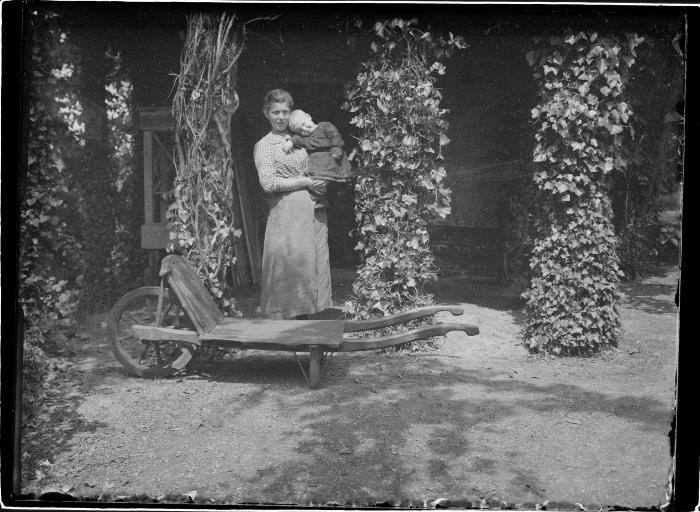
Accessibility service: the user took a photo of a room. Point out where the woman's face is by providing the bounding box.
[265,101,291,133]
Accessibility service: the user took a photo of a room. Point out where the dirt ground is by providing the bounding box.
[20,264,678,508]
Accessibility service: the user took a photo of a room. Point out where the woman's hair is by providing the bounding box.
[262,89,294,114]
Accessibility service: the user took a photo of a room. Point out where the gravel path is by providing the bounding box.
[21,265,677,508]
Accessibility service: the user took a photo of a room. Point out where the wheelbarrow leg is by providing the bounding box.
[309,347,323,388]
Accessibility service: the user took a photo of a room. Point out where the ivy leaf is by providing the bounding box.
[374,22,385,37]
[525,50,537,66]
[402,194,417,205]
[609,124,623,135]
[431,62,446,75]
[597,58,608,75]
[555,183,569,193]
[437,206,451,218]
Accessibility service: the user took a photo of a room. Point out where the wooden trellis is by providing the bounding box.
[136,106,262,285]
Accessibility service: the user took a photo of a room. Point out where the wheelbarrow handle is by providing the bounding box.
[340,322,479,352]
[343,305,465,333]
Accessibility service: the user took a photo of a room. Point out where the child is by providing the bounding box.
[283,110,354,186]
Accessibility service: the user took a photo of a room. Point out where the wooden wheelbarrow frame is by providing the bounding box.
[108,255,479,388]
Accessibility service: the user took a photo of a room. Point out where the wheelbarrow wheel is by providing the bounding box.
[108,286,197,378]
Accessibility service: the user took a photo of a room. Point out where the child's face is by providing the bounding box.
[300,117,315,136]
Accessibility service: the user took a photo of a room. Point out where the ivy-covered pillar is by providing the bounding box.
[522,31,644,355]
[342,19,465,319]
[21,10,86,400]
[168,13,245,315]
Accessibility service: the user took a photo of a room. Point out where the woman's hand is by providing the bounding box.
[307,178,328,195]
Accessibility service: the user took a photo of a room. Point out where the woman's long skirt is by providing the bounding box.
[261,189,332,319]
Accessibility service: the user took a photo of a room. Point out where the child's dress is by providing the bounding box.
[290,122,354,182]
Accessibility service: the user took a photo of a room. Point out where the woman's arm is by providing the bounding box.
[277,176,326,194]
[277,175,313,192]
[254,141,321,194]
[290,123,344,152]
[254,141,281,193]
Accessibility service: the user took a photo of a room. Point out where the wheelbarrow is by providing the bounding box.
[107,255,479,387]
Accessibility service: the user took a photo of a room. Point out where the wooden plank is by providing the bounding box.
[141,223,169,250]
[340,322,479,352]
[131,325,200,344]
[231,203,251,286]
[231,115,262,284]
[168,286,211,334]
[169,261,224,334]
[137,109,175,131]
[343,306,465,333]
[200,318,345,348]
[152,132,175,165]
[159,255,224,335]
[202,339,335,352]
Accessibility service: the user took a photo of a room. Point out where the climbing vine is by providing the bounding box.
[611,32,684,278]
[21,10,86,400]
[342,18,465,319]
[522,31,644,355]
[105,48,145,297]
[168,13,247,314]
[497,178,542,287]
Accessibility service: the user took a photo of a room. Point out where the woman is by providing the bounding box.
[254,89,332,319]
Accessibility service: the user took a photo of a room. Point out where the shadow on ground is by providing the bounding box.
[21,265,676,506]
[21,390,109,490]
[430,278,523,313]
[199,353,669,503]
[620,281,677,315]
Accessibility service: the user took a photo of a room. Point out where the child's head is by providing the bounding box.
[289,109,315,135]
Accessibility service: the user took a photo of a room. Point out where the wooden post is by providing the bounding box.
[12,306,24,496]
[143,130,153,224]
[308,347,323,388]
